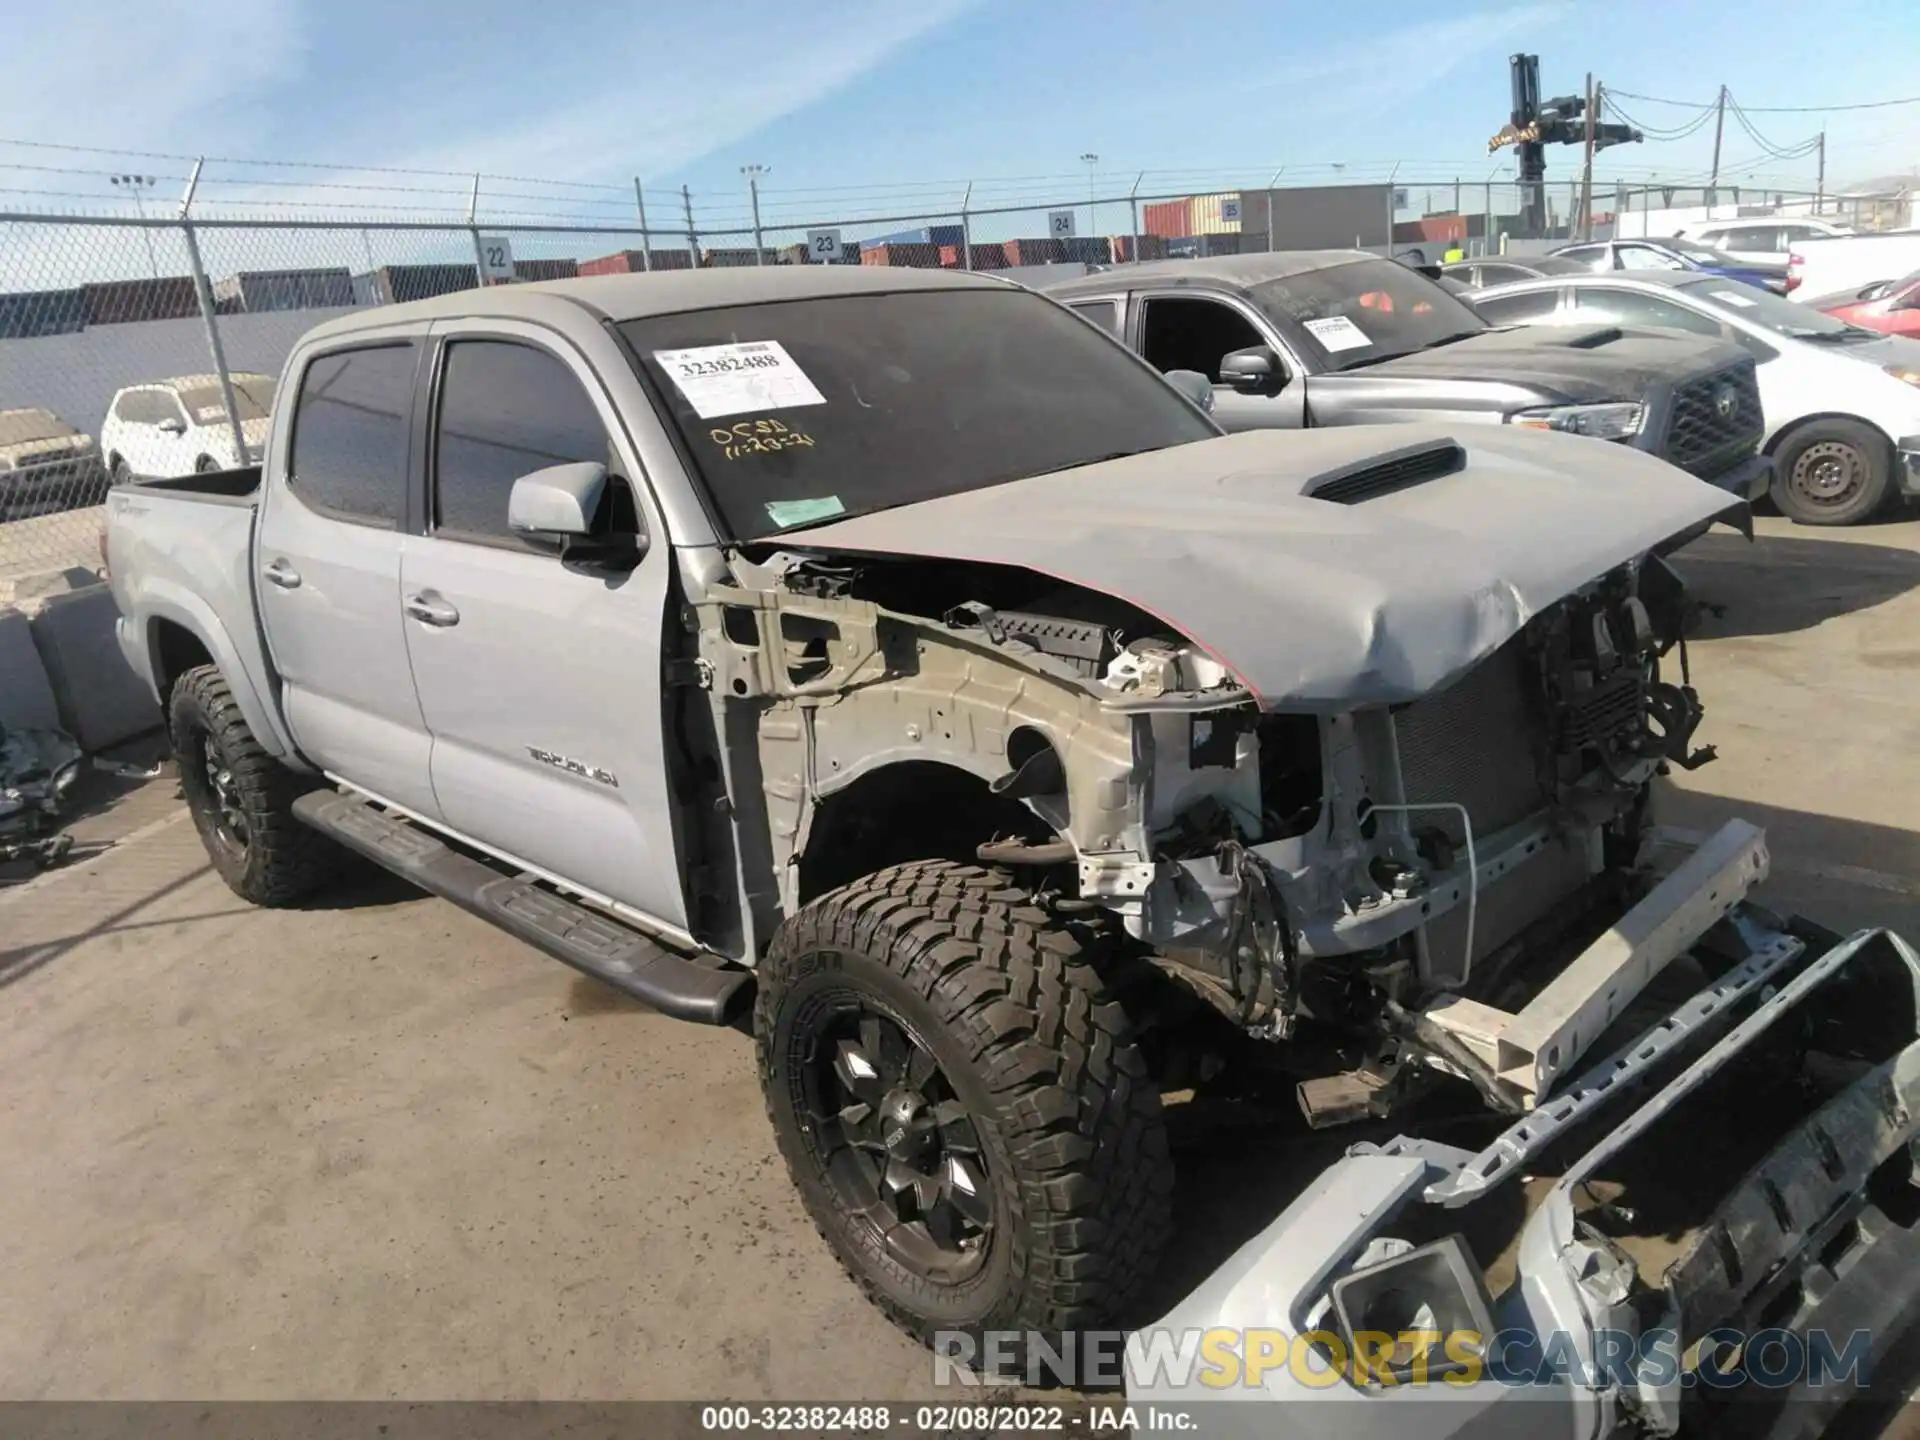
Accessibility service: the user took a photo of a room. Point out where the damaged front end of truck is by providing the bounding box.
[682,421,1918,1426]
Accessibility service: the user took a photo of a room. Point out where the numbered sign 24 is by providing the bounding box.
[1047,210,1076,239]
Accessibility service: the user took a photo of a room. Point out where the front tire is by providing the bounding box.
[755,861,1173,1358]
[1771,419,1892,526]
[170,664,336,906]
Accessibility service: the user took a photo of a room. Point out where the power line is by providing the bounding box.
[1606,87,1920,113]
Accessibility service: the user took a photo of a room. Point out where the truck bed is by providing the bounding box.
[104,463,292,758]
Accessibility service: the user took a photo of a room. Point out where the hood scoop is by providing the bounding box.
[1305,438,1464,504]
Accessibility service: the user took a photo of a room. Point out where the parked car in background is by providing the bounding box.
[1551,238,1789,293]
[0,408,106,522]
[100,373,276,482]
[1046,250,1771,507]
[1789,231,1920,305]
[1809,268,1920,338]
[1677,215,1853,268]
[1438,254,1595,288]
[1474,270,1920,525]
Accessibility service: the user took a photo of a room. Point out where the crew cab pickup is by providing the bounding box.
[105,268,1918,1433]
[1046,251,1773,506]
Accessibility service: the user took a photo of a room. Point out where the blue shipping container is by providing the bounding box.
[864,225,965,249]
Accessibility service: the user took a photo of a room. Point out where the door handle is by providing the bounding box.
[404,591,460,628]
[262,558,301,590]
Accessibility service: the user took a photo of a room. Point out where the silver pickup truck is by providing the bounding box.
[103,267,1918,1433]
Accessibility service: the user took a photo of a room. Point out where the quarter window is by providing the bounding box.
[432,340,614,544]
[1067,299,1120,336]
[287,343,416,527]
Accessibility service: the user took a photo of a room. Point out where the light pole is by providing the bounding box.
[111,173,160,278]
[741,164,769,266]
[1080,152,1099,239]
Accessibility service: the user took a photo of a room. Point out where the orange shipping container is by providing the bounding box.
[1141,199,1193,239]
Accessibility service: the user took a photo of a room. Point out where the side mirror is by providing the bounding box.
[508,461,645,569]
[509,461,607,537]
[157,417,186,436]
[1218,346,1284,396]
[1163,368,1214,414]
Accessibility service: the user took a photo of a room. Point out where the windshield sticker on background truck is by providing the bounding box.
[653,341,827,420]
[1302,315,1371,352]
[764,495,845,528]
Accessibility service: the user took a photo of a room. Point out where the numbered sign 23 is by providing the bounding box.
[805,229,843,263]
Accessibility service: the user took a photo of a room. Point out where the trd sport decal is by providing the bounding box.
[526,747,619,788]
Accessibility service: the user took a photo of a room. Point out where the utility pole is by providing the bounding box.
[1708,84,1727,206]
[111,174,160,277]
[1579,74,1597,241]
[632,178,653,272]
[741,164,768,267]
[1816,131,1827,213]
[1080,152,1099,239]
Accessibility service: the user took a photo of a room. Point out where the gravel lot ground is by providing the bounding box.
[1,513,1916,1403]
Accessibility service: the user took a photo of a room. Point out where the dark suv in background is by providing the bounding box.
[1046,250,1771,505]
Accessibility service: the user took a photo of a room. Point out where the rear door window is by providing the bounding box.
[1572,288,1727,338]
[1473,289,1561,324]
[431,339,613,545]
[287,343,416,527]
[1067,299,1120,336]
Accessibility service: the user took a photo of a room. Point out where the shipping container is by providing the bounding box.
[1107,234,1169,264]
[513,257,579,282]
[579,248,692,274]
[1059,236,1110,265]
[1190,192,1245,235]
[936,244,1006,270]
[1142,199,1194,239]
[211,267,356,314]
[1001,237,1065,266]
[79,277,198,326]
[0,287,87,338]
[859,242,942,268]
[701,247,778,268]
[864,225,965,249]
[350,264,479,307]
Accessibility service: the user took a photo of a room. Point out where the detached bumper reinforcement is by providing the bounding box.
[293,789,752,1025]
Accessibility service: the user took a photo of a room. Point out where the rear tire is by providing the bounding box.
[755,860,1173,1362]
[1770,419,1892,526]
[169,664,337,906]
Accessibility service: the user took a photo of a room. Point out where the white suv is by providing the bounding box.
[1680,216,1853,268]
[100,373,276,481]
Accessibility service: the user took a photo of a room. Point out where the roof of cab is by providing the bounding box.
[1043,249,1379,298]
[300,265,1014,344]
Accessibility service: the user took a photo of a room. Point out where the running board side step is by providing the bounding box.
[292,790,752,1025]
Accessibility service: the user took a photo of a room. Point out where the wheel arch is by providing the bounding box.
[794,757,1054,906]
[139,592,298,761]
[1763,410,1895,457]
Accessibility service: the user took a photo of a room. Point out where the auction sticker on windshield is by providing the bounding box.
[653,341,827,420]
[1303,315,1371,352]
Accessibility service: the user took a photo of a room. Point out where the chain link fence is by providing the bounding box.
[3,171,1910,581]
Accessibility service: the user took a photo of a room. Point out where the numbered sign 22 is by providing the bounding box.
[1047,210,1076,239]
[805,228,843,263]
[477,234,515,283]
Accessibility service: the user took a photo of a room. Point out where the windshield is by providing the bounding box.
[178,377,275,424]
[1249,259,1485,370]
[1676,277,1870,339]
[0,409,75,445]
[621,288,1218,542]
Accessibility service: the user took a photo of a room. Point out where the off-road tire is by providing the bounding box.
[755,859,1173,1358]
[1770,418,1892,526]
[170,664,336,906]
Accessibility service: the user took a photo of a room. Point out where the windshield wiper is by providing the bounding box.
[1027,448,1157,477]
[1790,328,1876,343]
[1335,330,1482,371]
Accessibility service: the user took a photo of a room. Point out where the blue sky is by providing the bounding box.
[4,0,1917,232]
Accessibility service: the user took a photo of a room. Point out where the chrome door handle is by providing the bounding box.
[404,591,460,628]
[262,558,301,590]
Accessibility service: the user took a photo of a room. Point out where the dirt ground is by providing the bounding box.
[1,513,1916,1402]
